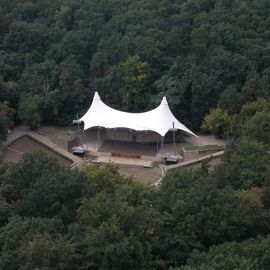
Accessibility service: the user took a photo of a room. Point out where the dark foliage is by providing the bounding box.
[0,0,269,127]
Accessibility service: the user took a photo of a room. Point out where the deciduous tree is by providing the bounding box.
[201,108,232,138]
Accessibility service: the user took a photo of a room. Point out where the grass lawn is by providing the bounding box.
[184,144,225,152]
[116,164,161,185]
[38,125,78,141]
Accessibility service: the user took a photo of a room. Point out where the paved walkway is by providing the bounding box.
[29,132,83,166]
[2,125,30,147]
[92,156,153,168]
[151,151,225,187]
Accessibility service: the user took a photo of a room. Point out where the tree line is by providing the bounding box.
[0,0,270,134]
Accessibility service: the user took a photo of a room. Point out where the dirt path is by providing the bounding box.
[115,164,162,185]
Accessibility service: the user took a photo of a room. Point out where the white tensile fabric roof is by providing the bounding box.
[79,92,197,137]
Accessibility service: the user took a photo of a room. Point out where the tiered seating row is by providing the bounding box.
[3,147,23,164]
[3,135,73,167]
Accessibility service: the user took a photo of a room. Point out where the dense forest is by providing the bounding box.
[0,99,270,269]
[0,0,270,132]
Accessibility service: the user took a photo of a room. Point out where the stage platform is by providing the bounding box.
[83,138,189,159]
[98,140,158,156]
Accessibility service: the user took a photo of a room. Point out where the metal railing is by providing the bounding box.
[166,150,224,171]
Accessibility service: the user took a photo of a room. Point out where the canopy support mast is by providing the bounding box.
[161,136,164,155]
[97,127,101,149]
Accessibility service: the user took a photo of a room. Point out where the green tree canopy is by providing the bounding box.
[1,152,87,223]
[18,94,42,130]
[215,137,270,189]
[179,234,270,270]
[241,111,270,145]
[120,55,150,111]
[0,102,13,141]
[201,107,232,138]
[0,0,269,128]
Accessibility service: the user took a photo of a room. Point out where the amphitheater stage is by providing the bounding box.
[81,128,190,157]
